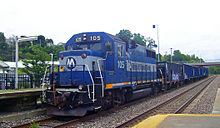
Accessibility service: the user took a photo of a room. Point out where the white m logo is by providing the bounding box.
[66,57,76,69]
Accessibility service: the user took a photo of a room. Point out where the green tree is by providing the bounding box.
[43,45,64,60]
[116,29,133,42]
[133,33,146,46]
[116,29,156,47]
[146,37,157,48]
[22,45,50,87]
[45,39,54,46]
[0,32,6,42]
[0,32,10,61]
[161,50,204,63]
[209,66,220,74]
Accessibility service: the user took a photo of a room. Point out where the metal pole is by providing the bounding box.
[50,54,54,72]
[50,54,54,86]
[170,48,173,63]
[15,39,18,89]
[157,25,160,62]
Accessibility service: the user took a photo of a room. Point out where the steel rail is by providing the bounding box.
[174,76,216,114]
[12,77,214,128]
[11,117,55,128]
[115,76,215,128]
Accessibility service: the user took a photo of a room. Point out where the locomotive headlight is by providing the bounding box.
[47,86,51,90]
[60,66,64,72]
[81,53,87,59]
[78,85,83,91]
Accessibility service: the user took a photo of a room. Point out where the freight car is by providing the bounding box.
[45,32,208,116]
[157,62,208,89]
[157,62,184,90]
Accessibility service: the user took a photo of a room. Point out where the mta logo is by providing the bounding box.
[66,57,76,69]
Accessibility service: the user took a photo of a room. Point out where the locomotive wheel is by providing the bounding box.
[101,95,113,110]
[153,86,160,95]
[113,95,125,107]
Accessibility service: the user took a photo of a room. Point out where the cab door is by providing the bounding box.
[115,42,126,83]
[105,41,114,71]
[105,41,114,88]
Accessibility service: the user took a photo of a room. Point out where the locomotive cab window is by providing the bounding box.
[67,44,73,50]
[76,42,102,51]
[105,41,112,55]
[146,50,156,58]
[117,44,124,58]
[152,51,156,58]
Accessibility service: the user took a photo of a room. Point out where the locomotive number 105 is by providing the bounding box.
[89,35,101,41]
[118,61,125,69]
[75,35,101,43]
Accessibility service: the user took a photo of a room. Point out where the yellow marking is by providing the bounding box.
[160,79,162,82]
[106,84,113,89]
[83,34,86,36]
[167,81,170,84]
[132,114,168,128]
[124,82,130,85]
[138,81,142,83]
[133,114,220,128]
[83,37,86,40]
[147,80,151,82]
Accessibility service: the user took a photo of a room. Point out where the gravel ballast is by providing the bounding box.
[74,77,217,128]
[1,76,218,128]
[189,76,220,114]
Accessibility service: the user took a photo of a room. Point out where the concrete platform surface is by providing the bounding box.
[212,88,220,114]
[133,114,220,128]
[0,88,44,94]
[0,88,45,99]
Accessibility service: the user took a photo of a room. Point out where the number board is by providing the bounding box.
[75,35,101,43]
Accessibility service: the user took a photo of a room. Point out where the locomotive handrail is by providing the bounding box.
[41,65,49,99]
[84,64,96,102]
[97,59,106,97]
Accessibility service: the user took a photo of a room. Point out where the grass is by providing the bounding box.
[30,122,40,128]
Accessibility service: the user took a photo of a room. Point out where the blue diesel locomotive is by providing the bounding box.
[46,32,158,116]
[45,32,208,116]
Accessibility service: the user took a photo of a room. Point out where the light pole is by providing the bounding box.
[157,25,160,62]
[50,53,54,72]
[153,24,160,62]
[15,36,38,89]
[170,48,173,63]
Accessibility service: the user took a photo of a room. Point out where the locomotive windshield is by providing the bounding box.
[75,42,102,51]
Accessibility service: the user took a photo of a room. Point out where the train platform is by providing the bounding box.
[212,88,220,114]
[133,80,220,128]
[0,88,44,99]
[0,88,45,112]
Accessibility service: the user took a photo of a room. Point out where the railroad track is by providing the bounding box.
[115,76,216,128]
[10,87,177,127]
[11,77,214,128]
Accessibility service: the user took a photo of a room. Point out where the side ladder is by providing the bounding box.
[97,59,106,97]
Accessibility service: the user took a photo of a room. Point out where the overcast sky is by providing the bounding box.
[1,0,220,61]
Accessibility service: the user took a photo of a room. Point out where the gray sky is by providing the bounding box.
[1,0,220,61]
